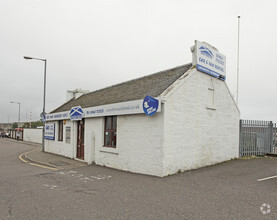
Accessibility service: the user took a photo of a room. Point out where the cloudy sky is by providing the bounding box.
[1,0,276,123]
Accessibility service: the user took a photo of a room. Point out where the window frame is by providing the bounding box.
[58,120,63,142]
[104,116,117,148]
[206,78,216,110]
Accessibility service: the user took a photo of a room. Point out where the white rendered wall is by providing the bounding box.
[84,113,165,176]
[23,128,42,144]
[84,117,103,164]
[44,113,165,176]
[163,70,240,176]
[45,120,77,159]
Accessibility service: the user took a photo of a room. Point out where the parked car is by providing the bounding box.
[4,132,10,138]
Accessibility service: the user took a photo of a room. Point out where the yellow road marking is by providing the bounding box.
[19,151,58,171]
[19,151,33,163]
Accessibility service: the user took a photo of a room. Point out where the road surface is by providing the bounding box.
[0,139,276,219]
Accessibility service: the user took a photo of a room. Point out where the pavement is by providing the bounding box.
[5,138,87,170]
[4,137,277,172]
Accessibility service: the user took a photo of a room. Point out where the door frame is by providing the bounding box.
[76,119,85,160]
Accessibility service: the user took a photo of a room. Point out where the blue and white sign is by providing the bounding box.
[69,106,84,121]
[193,41,226,80]
[42,114,46,123]
[45,123,55,140]
[45,99,162,121]
[143,95,159,116]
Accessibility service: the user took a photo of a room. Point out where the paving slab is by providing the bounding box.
[4,138,87,170]
[24,147,87,170]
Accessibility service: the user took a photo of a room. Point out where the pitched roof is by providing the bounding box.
[51,63,192,113]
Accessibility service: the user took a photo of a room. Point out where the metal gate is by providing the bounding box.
[239,120,276,157]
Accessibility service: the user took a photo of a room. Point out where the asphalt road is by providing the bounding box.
[0,138,276,220]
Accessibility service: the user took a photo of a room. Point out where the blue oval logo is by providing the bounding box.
[143,96,159,116]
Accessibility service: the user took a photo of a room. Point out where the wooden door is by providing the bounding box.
[77,119,85,159]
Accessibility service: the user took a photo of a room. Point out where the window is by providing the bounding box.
[104,116,117,148]
[207,78,216,110]
[207,88,214,107]
[58,120,63,141]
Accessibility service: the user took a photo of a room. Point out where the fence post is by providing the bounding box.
[272,123,277,154]
[268,121,273,153]
[239,119,242,157]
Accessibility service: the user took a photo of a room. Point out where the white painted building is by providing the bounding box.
[45,41,240,177]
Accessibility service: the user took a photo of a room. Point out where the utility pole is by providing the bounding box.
[236,16,240,105]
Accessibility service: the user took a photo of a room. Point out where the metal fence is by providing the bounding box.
[239,120,277,157]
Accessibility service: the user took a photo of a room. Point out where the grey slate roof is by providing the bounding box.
[51,63,192,113]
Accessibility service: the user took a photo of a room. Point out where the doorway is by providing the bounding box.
[77,119,85,159]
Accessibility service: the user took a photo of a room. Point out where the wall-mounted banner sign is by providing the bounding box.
[143,95,159,116]
[45,123,55,140]
[192,40,226,80]
[69,106,84,121]
[45,99,162,121]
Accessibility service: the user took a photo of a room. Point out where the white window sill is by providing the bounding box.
[100,146,119,155]
[206,106,216,110]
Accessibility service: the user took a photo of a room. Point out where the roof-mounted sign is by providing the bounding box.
[69,106,84,121]
[191,40,226,80]
[143,96,159,116]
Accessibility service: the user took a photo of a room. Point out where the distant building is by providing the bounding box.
[44,41,240,176]
[0,122,25,130]
[0,123,12,130]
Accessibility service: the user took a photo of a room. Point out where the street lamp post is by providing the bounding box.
[24,56,47,152]
[10,101,20,128]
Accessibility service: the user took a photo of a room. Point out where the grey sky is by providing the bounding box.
[1,0,276,123]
